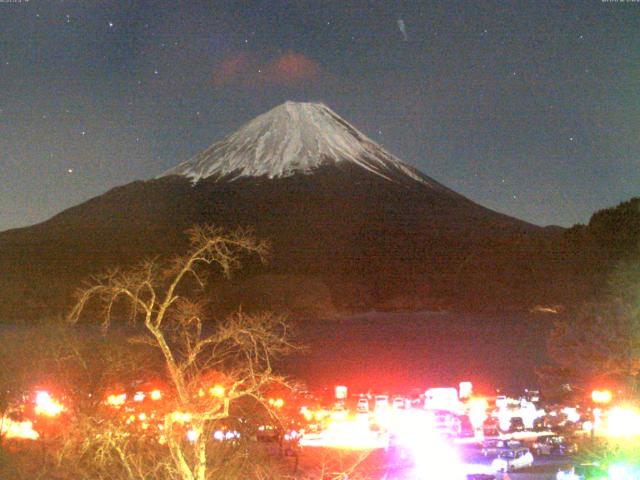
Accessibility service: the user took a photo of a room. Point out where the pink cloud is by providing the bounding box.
[264,51,322,85]
[211,51,324,88]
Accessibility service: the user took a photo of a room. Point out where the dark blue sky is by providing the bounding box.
[1,0,638,231]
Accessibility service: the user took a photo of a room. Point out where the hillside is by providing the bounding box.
[0,102,575,321]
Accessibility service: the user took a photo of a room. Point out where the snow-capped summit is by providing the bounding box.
[160,101,441,189]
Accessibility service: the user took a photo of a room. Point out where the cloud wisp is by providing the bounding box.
[212,51,325,88]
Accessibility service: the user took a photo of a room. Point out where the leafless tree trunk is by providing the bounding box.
[67,225,296,480]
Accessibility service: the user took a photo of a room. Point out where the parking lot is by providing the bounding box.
[297,443,575,480]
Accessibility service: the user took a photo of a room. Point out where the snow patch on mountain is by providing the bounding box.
[160,101,440,189]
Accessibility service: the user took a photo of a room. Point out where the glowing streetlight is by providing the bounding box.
[209,385,225,398]
[34,391,64,417]
[592,389,612,404]
[33,390,64,466]
[606,406,640,437]
[106,393,127,407]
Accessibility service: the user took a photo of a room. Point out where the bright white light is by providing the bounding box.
[1,417,39,440]
[562,406,581,424]
[393,409,465,480]
[606,406,640,437]
[34,391,64,417]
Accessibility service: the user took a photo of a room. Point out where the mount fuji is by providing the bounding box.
[0,102,564,321]
[161,101,449,191]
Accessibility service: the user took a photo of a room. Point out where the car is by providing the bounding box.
[491,447,534,472]
[509,416,525,432]
[392,396,408,409]
[482,438,522,457]
[533,434,578,456]
[483,420,501,438]
[357,397,369,413]
[375,394,389,410]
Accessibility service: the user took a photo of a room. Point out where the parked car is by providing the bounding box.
[533,434,578,456]
[356,397,369,413]
[491,447,534,472]
[392,396,408,409]
[482,438,522,457]
[509,416,525,432]
[375,394,389,411]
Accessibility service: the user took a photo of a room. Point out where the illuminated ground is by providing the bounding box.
[296,444,573,480]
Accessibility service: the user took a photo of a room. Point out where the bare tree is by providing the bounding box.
[67,226,296,480]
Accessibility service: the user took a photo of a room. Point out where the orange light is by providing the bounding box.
[170,411,192,424]
[34,391,64,417]
[274,398,284,408]
[467,397,488,429]
[106,393,127,407]
[592,389,612,404]
[1,417,39,440]
[209,385,225,398]
[150,389,162,401]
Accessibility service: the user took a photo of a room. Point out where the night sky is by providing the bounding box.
[1,1,638,232]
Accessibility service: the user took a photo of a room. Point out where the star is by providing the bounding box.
[108,22,114,28]
[67,168,73,174]
[81,130,86,136]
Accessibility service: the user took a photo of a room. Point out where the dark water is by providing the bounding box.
[0,310,556,396]
[281,310,555,395]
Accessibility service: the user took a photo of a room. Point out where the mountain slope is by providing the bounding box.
[0,102,566,321]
